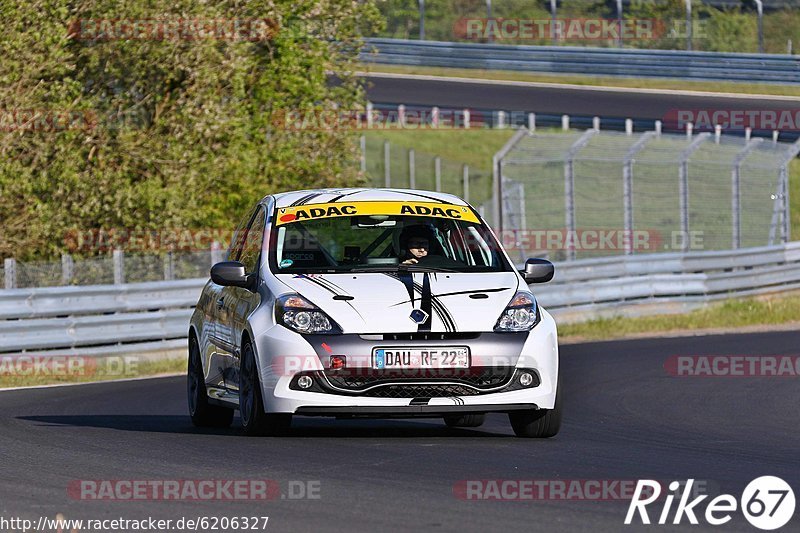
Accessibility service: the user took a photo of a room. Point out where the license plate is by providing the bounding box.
[372,347,470,369]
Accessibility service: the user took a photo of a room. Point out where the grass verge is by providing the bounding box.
[361,64,800,98]
[558,294,800,343]
[0,354,185,389]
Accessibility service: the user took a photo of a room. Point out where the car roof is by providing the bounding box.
[265,188,470,209]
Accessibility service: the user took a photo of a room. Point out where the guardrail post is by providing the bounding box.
[408,149,416,189]
[463,109,470,129]
[113,249,125,284]
[359,135,366,173]
[714,125,721,144]
[528,113,536,132]
[384,141,391,187]
[4,258,16,289]
[593,116,600,131]
[434,156,442,192]
[625,119,633,135]
[463,164,470,202]
[398,104,406,128]
[163,252,175,281]
[366,102,373,128]
[655,120,662,135]
[61,254,74,285]
[431,106,439,128]
[497,111,506,129]
[562,115,570,131]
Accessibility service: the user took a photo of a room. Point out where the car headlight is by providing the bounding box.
[494,291,540,332]
[275,294,342,335]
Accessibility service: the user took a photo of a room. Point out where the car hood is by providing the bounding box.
[274,272,520,334]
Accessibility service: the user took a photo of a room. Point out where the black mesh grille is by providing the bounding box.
[320,367,514,397]
[360,384,482,398]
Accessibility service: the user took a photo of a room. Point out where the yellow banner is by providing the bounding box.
[274,201,480,225]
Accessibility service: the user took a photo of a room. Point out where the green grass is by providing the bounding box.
[559,294,800,343]
[0,355,185,389]
[362,64,800,98]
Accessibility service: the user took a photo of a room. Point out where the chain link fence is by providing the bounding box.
[496,128,798,262]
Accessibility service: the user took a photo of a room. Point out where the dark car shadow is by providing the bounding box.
[17,414,513,438]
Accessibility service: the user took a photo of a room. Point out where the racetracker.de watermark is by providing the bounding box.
[664,109,800,132]
[64,228,233,253]
[453,479,718,501]
[453,18,706,42]
[0,355,140,378]
[664,355,800,377]
[68,480,320,500]
[273,108,483,131]
[68,18,278,41]
[0,109,96,132]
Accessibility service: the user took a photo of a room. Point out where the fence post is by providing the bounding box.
[564,129,598,260]
[384,140,391,187]
[113,249,125,284]
[622,131,656,255]
[435,156,442,191]
[163,252,175,281]
[731,138,763,249]
[784,165,791,242]
[359,135,366,173]
[463,164,470,202]
[685,0,693,51]
[4,258,16,289]
[409,149,416,189]
[679,132,711,252]
[61,253,74,285]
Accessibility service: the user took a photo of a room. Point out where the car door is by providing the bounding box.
[207,205,257,392]
[221,205,266,392]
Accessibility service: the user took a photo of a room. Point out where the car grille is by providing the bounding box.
[320,367,514,397]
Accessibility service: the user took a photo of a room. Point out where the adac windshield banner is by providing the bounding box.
[275,201,481,225]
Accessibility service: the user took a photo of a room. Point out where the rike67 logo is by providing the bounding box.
[625,477,795,530]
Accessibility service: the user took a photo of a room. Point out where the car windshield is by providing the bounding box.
[268,202,512,274]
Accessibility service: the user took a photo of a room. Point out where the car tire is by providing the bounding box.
[188,335,234,428]
[443,413,486,428]
[508,375,562,438]
[239,340,291,437]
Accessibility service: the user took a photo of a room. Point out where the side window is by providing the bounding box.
[228,206,258,261]
[238,207,266,275]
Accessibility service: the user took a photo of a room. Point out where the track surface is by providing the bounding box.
[1,330,798,532]
[363,74,800,120]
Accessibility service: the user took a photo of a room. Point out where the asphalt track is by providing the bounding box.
[1,330,798,532]
[363,74,800,123]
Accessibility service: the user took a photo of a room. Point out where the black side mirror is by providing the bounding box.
[520,258,554,283]
[211,261,253,290]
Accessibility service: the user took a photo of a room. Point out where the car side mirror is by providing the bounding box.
[520,258,554,283]
[211,261,253,290]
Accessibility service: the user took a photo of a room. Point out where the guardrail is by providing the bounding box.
[361,38,800,84]
[2,243,800,355]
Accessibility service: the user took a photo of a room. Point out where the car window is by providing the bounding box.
[228,205,258,261]
[269,203,512,274]
[238,207,266,275]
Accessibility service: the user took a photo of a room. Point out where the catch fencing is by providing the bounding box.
[492,128,798,262]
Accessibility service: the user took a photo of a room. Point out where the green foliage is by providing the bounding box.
[0,0,382,260]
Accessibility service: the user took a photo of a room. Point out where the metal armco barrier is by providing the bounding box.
[361,39,800,84]
[2,242,800,355]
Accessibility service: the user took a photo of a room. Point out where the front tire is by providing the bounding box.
[508,375,562,438]
[239,340,291,436]
[444,414,485,428]
[188,335,234,428]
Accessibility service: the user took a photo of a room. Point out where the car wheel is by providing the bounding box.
[188,334,234,428]
[508,375,562,438]
[239,340,291,436]
[443,413,486,428]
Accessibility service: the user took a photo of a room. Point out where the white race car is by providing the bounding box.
[188,188,560,437]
